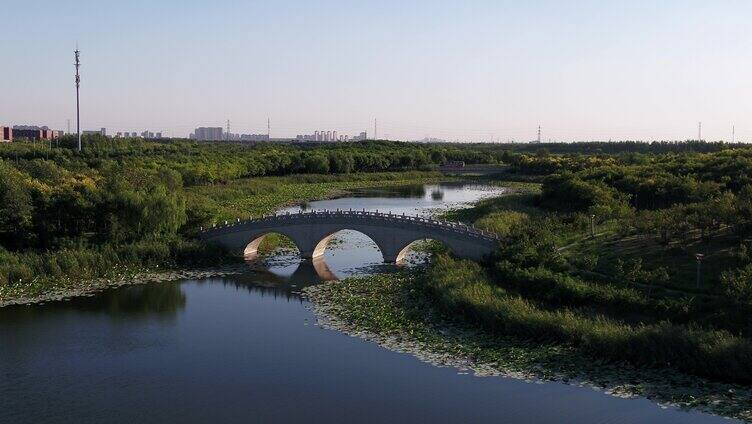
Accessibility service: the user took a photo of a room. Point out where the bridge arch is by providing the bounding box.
[394,238,450,264]
[311,229,386,262]
[243,231,302,260]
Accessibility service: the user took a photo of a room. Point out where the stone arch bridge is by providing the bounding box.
[198,210,499,263]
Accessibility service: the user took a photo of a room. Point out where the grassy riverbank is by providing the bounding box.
[431,183,752,385]
[303,273,752,421]
[301,175,752,420]
[0,170,448,305]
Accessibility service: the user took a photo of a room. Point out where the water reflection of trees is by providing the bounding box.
[0,282,187,322]
[97,283,186,316]
[352,185,427,199]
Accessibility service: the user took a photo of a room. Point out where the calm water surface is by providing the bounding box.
[0,183,738,423]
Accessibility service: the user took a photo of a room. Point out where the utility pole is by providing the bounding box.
[74,48,81,151]
[732,124,736,143]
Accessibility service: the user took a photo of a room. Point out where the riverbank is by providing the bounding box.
[302,273,752,422]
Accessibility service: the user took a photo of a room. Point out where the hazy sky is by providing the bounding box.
[2,0,751,141]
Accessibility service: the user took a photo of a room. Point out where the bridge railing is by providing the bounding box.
[199,209,501,241]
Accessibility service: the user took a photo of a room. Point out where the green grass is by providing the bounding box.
[569,228,741,294]
[425,255,752,384]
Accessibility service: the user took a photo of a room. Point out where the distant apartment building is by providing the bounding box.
[239,134,269,141]
[1,126,12,142]
[82,128,107,136]
[296,129,360,142]
[352,131,367,141]
[12,125,60,140]
[190,127,223,141]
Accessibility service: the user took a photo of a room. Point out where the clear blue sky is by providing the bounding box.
[2,0,751,141]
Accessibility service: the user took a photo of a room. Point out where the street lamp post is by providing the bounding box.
[695,253,705,289]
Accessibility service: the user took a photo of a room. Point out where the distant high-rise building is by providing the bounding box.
[296,129,352,142]
[192,127,224,141]
[156,132,162,139]
[1,126,12,142]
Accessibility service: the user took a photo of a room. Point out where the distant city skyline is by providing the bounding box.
[2,1,752,142]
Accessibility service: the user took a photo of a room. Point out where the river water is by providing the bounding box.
[0,183,738,424]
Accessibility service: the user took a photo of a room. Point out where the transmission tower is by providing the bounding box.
[267,117,270,139]
[74,48,81,151]
[226,119,230,140]
[698,121,702,141]
[537,125,541,143]
[374,118,378,140]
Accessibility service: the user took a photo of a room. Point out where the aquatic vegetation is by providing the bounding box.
[304,274,752,422]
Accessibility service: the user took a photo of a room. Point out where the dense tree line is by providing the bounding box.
[0,136,504,247]
[1,135,497,186]
[510,148,752,304]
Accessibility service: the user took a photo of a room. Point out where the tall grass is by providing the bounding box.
[425,255,752,383]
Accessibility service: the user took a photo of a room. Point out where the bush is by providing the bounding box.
[721,264,752,304]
